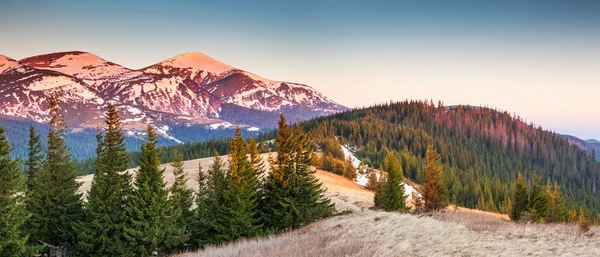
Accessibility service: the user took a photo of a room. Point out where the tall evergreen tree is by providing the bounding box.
[169,150,193,249]
[28,96,83,251]
[24,124,43,192]
[191,162,212,248]
[247,137,264,191]
[76,103,133,256]
[374,153,406,211]
[529,172,549,223]
[201,154,228,244]
[124,125,182,256]
[423,145,448,211]
[261,114,296,231]
[292,124,333,225]
[0,123,31,256]
[261,115,333,232]
[546,181,566,223]
[211,127,262,243]
[509,173,529,221]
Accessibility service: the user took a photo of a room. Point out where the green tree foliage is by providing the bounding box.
[546,181,567,223]
[169,150,194,249]
[24,124,43,192]
[261,115,333,232]
[423,145,448,211]
[567,209,578,224]
[509,173,529,221]
[529,172,550,223]
[292,124,334,225]
[76,103,133,256]
[28,96,83,251]
[196,154,227,246]
[190,162,210,248]
[0,123,31,256]
[210,127,262,243]
[374,153,407,211]
[300,101,600,215]
[124,125,182,256]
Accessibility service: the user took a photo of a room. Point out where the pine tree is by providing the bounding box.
[261,115,333,232]
[211,127,262,243]
[529,172,549,223]
[28,95,83,251]
[124,125,181,256]
[567,209,578,224]
[247,137,265,191]
[169,150,193,249]
[509,173,529,221]
[203,154,228,243]
[292,124,333,226]
[546,181,566,223]
[76,103,133,256]
[261,115,296,232]
[191,162,212,248]
[366,169,378,191]
[0,123,31,256]
[423,145,448,211]
[24,124,43,192]
[373,153,407,211]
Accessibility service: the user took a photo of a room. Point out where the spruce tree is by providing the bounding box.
[169,150,193,249]
[76,103,133,256]
[292,124,333,226]
[211,127,262,243]
[509,172,529,221]
[0,123,31,256]
[191,162,212,248]
[546,181,566,223]
[28,96,83,251]
[24,124,43,192]
[261,115,296,232]
[247,137,264,191]
[373,153,406,211]
[203,154,228,243]
[423,145,448,211]
[529,172,549,223]
[124,125,181,256]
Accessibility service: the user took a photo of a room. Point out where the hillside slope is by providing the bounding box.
[303,101,600,215]
[156,155,598,257]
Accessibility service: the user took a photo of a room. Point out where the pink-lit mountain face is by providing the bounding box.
[0,51,346,129]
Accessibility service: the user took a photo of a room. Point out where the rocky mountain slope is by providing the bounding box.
[0,51,346,130]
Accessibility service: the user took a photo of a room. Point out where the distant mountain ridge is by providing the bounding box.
[560,134,600,160]
[0,51,346,130]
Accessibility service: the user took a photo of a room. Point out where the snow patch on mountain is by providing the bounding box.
[341,144,420,200]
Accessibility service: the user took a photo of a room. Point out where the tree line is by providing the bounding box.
[0,96,332,256]
[301,100,600,217]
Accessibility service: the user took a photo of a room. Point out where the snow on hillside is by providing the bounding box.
[341,144,421,200]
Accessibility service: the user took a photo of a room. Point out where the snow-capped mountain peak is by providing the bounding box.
[19,51,133,81]
[0,50,346,130]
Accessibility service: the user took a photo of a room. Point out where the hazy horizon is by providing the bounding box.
[2,0,599,139]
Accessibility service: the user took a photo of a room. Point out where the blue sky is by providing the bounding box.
[1,0,599,139]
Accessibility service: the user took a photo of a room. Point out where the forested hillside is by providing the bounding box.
[302,101,600,216]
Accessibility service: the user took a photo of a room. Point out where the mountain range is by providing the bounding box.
[0,51,346,130]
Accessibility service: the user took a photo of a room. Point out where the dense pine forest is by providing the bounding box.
[302,101,600,216]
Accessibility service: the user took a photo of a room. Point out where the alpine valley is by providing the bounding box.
[0,51,346,158]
